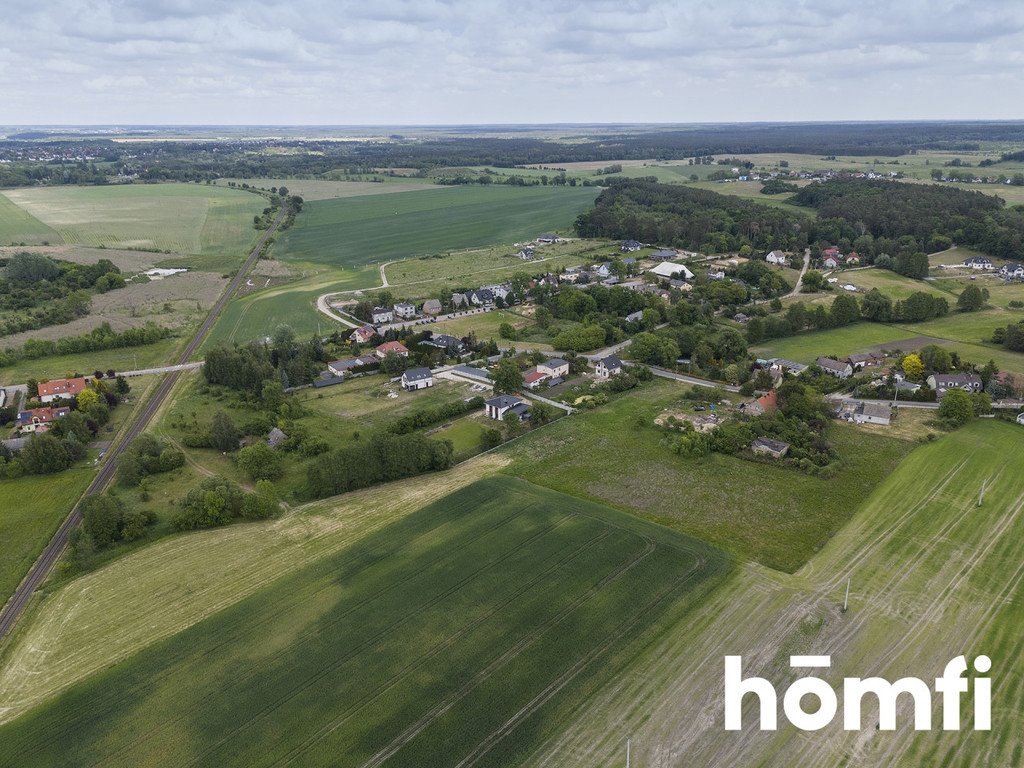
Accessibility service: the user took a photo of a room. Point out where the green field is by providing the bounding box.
[214,177,439,201]
[0,476,727,767]
[502,378,917,572]
[0,195,59,246]
[1,185,264,256]
[0,337,181,386]
[0,471,94,607]
[537,420,1024,767]
[274,185,599,267]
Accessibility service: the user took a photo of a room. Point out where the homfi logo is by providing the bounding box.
[724,655,991,731]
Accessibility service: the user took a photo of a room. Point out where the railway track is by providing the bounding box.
[0,204,288,642]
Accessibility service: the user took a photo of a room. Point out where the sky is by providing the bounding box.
[3,0,1023,125]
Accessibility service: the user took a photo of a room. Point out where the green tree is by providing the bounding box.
[919,345,952,373]
[242,480,280,519]
[860,289,893,322]
[80,493,125,549]
[492,358,523,394]
[20,433,72,474]
[379,351,407,376]
[801,270,826,292]
[237,442,284,481]
[210,411,240,452]
[529,402,556,424]
[502,410,523,436]
[938,389,974,426]
[498,322,517,340]
[829,294,860,326]
[957,284,984,312]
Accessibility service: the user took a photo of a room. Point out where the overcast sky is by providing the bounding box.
[3,0,1023,125]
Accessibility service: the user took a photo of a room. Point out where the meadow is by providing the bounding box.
[0,476,728,767]
[0,471,94,608]
[0,336,182,385]
[1,184,265,256]
[535,420,1024,768]
[214,177,438,201]
[0,195,59,246]
[502,378,917,572]
[273,185,599,267]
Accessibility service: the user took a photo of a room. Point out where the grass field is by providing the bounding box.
[0,475,728,767]
[535,420,1024,768]
[0,195,60,246]
[214,177,438,201]
[273,185,599,267]
[1,185,264,256]
[0,471,94,608]
[0,337,181,386]
[502,378,917,572]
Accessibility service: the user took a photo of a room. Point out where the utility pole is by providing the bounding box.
[842,577,851,613]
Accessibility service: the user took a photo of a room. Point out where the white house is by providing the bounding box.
[648,261,695,280]
[964,256,993,270]
[393,302,417,319]
[371,307,394,324]
[927,372,982,396]
[484,395,529,420]
[855,402,892,426]
[536,233,559,244]
[765,250,789,266]
[538,358,569,378]
[38,377,87,403]
[401,367,433,391]
[595,355,624,378]
[822,256,841,269]
[1000,262,1024,279]
[591,262,612,279]
[816,357,854,379]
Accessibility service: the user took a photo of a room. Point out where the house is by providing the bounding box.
[733,313,749,324]
[375,341,409,359]
[620,239,644,252]
[846,351,885,370]
[517,246,535,260]
[845,251,861,265]
[622,257,638,267]
[648,261,695,280]
[16,406,70,434]
[485,395,529,420]
[538,358,569,378]
[650,249,677,260]
[822,255,841,269]
[965,256,994,270]
[422,299,443,315]
[451,292,469,308]
[591,262,612,279]
[327,355,377,376]
[595,355,624,378]
[739,390,778,417]
[707,269,726,281]
[1000,262,1024,279]
[751,437,790,459]
[816,357,854,379]
[625,310,645,324]
[523,369,549,389]
[267,427,288,449]
[1017,412,1024,426]
[856,402,892,426]
[349,325,377,344]
[393,302,417,319]
[822,245,841,258]
[401,367,433,391]
[371,307,394,324]
[422,334,465,354]
[38,377,87,403]
[927,372,982,396]
[894,379,922,393]
[536,233,559,244]
[483,284,511,301]
[469,288,494,306]
[765,250,789,266]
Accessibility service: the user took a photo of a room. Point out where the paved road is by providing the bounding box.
[787,248,812,297]
[0,205,288,642]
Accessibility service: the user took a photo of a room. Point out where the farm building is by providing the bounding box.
[751,437,790,459]
[846,351,885,369]
[648,261,695,280]
[536,233,559,244]
[327,355,377,376]
[816,357,854,379]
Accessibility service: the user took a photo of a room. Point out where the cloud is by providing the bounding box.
[1,0,1023,123]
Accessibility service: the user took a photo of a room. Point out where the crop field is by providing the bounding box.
[1,184,264,255]
[534,420,1024,768]
[0,471,94,608]
[0,195,59,246]
[273,185,599,268]
[214,177,438,201]
[0,476,728,767]
[503,378,916,572]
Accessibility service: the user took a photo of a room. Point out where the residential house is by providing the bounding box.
[650,249,677,260]
[846,351,885,370]
[482,284,510,301]
[817,357,854,379]
[765,250,789,266]
[648,261,695,280]
[707,269,726,281]
[516,246,535,260]
[822,255,841,269]
[451,292,469,308]
[371,307,394,324]
[349,325,377,344]
[17,406,70,434]
[536,233,559,244]
[401,367,433,391]
[422,333,465,354]
[625,310,645,324]
[751,437,790,459]
[538,358,569,378]
[375,341,409,359]
[484,395,529,420]
[595,355,624,378]
[1000,262,1024,279]
[422,299,443,315]
[267,427,288,449]
[620,239,644,252]
[733,313,749,324]
[38,377,87,403]
[740,390,778,416]
[523,369,549,389]
[328,355,377,376]
[469,288,495,306]
[845,251,861,265]
[927,372,982,396]
[591,262,612,279]
[393,302,417,319]
[964,256,994,270]
[856,402,892,426]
